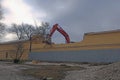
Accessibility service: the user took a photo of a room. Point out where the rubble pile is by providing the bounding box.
[93,62,120,80]
[63,62,120,80]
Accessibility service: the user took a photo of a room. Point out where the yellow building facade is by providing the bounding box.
[0,30,120,60]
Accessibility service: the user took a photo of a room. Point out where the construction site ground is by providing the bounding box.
[0,61,120,80]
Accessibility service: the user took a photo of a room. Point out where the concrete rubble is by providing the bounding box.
[63,62,120,80]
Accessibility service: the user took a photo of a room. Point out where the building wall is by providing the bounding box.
[0,30,120,60]
[29,49,120,62]
[0,35,45,60]
[0,42,29,60]
[29,30,120,62]
[83,31,120,45]
[32,30,120,52]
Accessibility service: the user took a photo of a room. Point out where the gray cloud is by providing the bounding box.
[24,0,120,43]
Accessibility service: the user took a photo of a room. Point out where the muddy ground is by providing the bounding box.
[0,61,119,80]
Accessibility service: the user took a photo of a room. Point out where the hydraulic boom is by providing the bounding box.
[45,24,70,44]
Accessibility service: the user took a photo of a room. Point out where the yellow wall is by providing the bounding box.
[0,30,120,60]
[0,35,45,60]
[82,31,120,45]
[33,30,120,52]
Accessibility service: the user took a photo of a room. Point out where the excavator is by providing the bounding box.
[44,24,70,44]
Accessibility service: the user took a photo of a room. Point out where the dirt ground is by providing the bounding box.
[0,61,120,80]
[0,61,39,80]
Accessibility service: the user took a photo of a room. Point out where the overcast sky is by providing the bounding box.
[2,0,120,43]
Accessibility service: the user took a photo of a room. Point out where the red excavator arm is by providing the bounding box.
[49,24,70,43]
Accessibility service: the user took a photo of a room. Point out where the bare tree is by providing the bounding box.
[21,23,35,39]
[9,24,33,54]
[9,24,25,63]
[14,42,24,63]
[20,23,35,52]
[22,22,50,37]
[8,22,50,63]
[21,22,50,52]
[10,24,24,40]
[36,22,49,35]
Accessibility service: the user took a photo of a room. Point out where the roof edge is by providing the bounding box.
[85,29,120,35]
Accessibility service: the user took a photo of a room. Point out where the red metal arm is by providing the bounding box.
[49,24,70,43]
[49,24,58,37]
